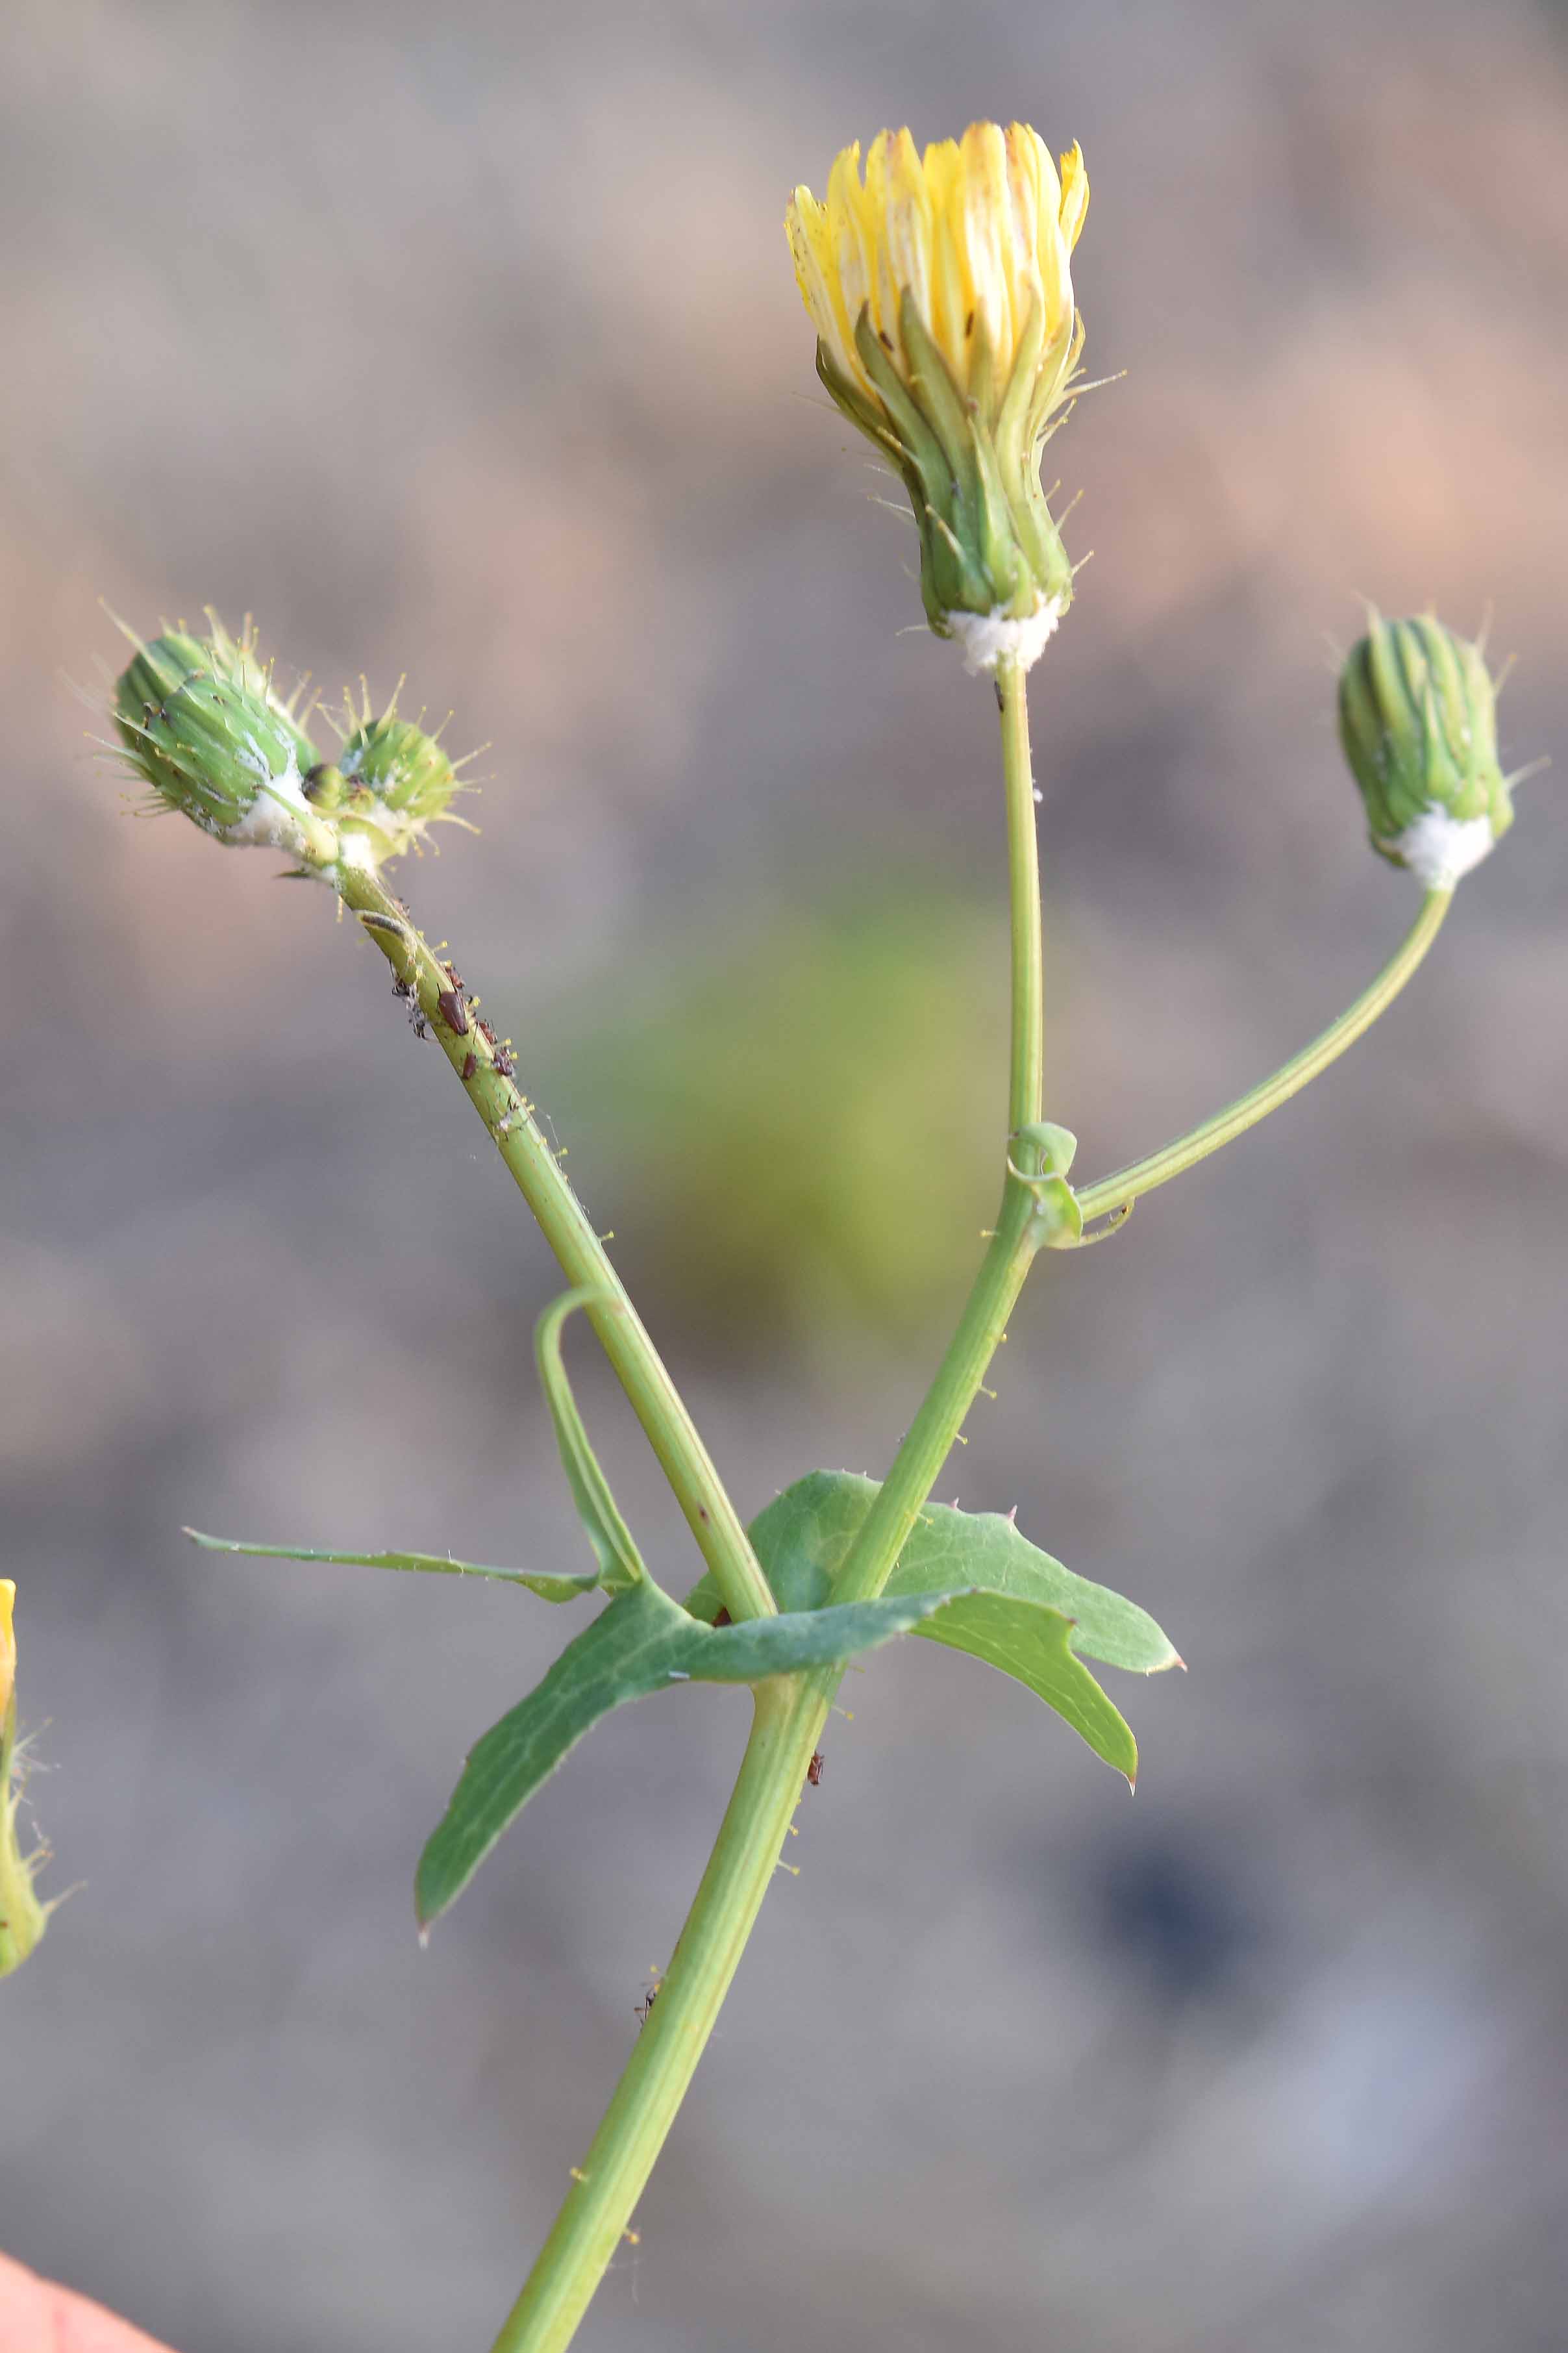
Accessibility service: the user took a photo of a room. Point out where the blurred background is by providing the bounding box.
[3,1,1567,2347]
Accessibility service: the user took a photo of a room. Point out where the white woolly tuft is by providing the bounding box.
[946,599,1063,677]
[225,742,319,859]
[1391,808,1495,890]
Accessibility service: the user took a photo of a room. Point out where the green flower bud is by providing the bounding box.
[112,623,473,875]
[330,710,461,862]
[342,714,456,814]
[1,1580,51,1978]
[1338,613,1514,887]
[114,616,335,865]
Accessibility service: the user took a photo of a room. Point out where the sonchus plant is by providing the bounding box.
[61,117,1533,2353]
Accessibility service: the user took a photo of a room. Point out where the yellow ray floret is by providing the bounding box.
[0,1580,14,1721]
[786,123,1088,415]
[1,1575,51,1977]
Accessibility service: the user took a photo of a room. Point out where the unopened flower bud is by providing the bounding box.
[114,616,336,864]
[788,122,1088,672]
[330,711,461,863]
[1338,613,1515,888]
[113,623,471,875]
[0,1581,51,1977]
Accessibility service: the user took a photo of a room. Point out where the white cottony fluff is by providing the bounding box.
[226,742,319,859]
[223,743,399,876]
[946,599,1063,677]
[1390,809,1495,890]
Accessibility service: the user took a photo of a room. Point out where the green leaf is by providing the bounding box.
[185,1286,651,1611]
[896,1589,1138,1776]
[415,1575,976,1926]
[534,1289,647,1592]
[686,1471,1181,1776]
[757,1473,1179,1670]
[184,1528,598,1605]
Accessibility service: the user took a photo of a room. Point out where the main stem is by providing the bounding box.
[486,1673,826,2353]
[488,657,1052,2352]
[332,860,776,1629]
[1074,885,1452,1222]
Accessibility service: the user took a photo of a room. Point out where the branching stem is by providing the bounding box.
[484,655,1052,2350]
[343,694,1450,2353]
[1073,887,1452,1222]
[333,860,777,1629]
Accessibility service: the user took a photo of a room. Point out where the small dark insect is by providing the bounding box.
[437,986,470,1035]
[391,981,427,1038]
[492,1043,516,1078]
[712,1607,732,1629]
[461,1051,477,1081]
[634,1987,660,2026]
[443,961,466,990]
[475,1018,498,1046]
[806,1751,825,1788]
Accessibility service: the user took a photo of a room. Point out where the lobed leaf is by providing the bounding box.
[747,1472,1180,1672]
[416,1576,977,1926]
[685,1470,1180,1774]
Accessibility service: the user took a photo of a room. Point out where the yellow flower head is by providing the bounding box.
[786,124,1089,667]
[787,123,1086,424]
[0,1574,49,1976]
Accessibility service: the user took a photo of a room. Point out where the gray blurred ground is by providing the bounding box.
[3,1,1567,2347]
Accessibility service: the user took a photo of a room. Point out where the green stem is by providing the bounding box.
[484,656,1052,2350]
[1074,886,1452,1224]
[486,1675,827,2353]
[1001,665,1044,1133]
[828,654,1046,1608]
[331,859,777,1629]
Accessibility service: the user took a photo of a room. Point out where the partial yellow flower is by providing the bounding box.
[786,123,1089,669]
[0,1581,14,1722]
[788,125,1086,422]
[1,1576,51,1976]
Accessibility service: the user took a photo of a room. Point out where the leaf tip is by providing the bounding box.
[414,1859,444,1939]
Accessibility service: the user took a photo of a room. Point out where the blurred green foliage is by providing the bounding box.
[549,879,1008,1358]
